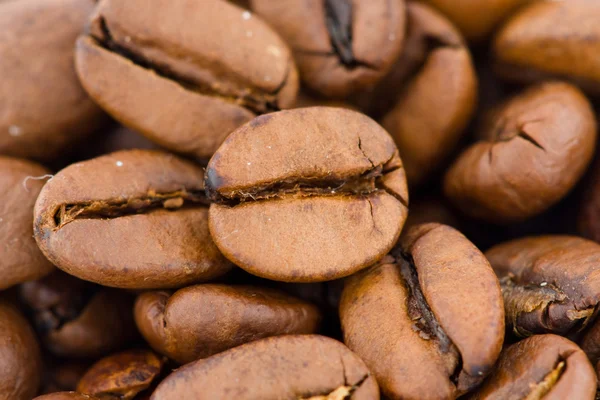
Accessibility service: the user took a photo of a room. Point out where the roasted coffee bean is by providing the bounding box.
[420,0,532,43]
[20,271,137,358]
[444,82,596,223]
[151,335,378,399]
[578,157,600,243]
[357,2,477,186]
[340,223,504,399]
[0,0,106,162]
[135,284,321,364]
[75,0,298,161]
[468,335,596,400]
[206,107,408,282]
[486,235,600,338]
[0,301,42,400]
[0,156,54,290]
[402,197,458,233]
[494,0,600,95]
[251,0,406,98]
[77,350,164,400]
[35,393,100,400]
[33,149,232,289]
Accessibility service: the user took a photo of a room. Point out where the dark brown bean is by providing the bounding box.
[20,271,137,358]
[444,82,596,223]
[151,335,379,400]
[0,301,42,400]
[251,0,406,98]
[486,235,600,338]
[206,107,408,282]
[33,150,232,289]
[340,223,504,399]
[135,284,321,364]
[468,335,595,400]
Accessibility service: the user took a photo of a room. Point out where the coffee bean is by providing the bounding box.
[0,301,42,400]
[77,350,164,400]
[0,0,107,162]
[20,271,137,358]
[151,335,379,399]
[0,156,54,290]
[135,284,321,364]
[468,335,596,400]
[340,223,504,399]
[75,0,298,161]
[251,0,406,98]
[486,235,600,338]
[206,107,408,282]
[444,81,596,223]
[358,2,477,186]
[494,0,600,95]
[421,0,532,43]
[33,150,232,289]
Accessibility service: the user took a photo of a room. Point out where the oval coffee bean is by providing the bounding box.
[340,223,504,399]
[0,301,42,400]
[444,82,596,223]
[486,235,600,338]
[33,149,232,289]
[420,0,532,43]
[77,349,164,400]
[35,393,100,400]
[206,107,409,282]
[0,156,54,290]
[0,0,106,162]
[363,2,477,186]
[494,0,600,95]
[135,284,321,364]
[20,271,137,358]
[151,335,379,399]
[251,0,406,98]
[75,0,298,161]
[468,335,596,400]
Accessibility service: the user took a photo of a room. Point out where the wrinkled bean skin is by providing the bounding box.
[135,284,321,364]
[0,0,107,162]
[444,82,596,223]
[494,0,600,95]
[340,223,504,399]
[151,335,379,400]
[420,0,533,43]
[76,0,298,161]
[33,150,232,289]
[206,107,409,282]
[0,156,54,290]
[468,335,596,400]
[77,350,164,400]
[0,301,43,400]
[251,0,406,98]
[20,271,137,358]
[373,2,477,186]
[485,236,600,338]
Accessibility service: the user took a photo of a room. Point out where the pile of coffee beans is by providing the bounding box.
[2,0,600,399]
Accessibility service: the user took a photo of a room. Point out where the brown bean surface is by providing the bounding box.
[135,284,321,364]
[75,0,298,161]
[33,150,232,289]
[444,82,596,223]
[151,335,378,400]
[340,223,504,399]
[0,156,54,290]
[0,0,106,161]
[206,107,408,282]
